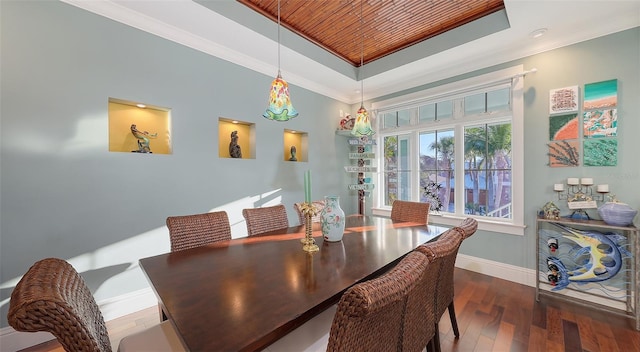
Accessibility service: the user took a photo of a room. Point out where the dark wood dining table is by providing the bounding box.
[139,215,449,351]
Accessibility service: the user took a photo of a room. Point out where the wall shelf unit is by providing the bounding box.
[536,216,639,330]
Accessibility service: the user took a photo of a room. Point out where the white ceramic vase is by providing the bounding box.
[321,196,345,242]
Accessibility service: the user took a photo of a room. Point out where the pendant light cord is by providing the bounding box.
[360,0,364,106]
[277,0,281,75]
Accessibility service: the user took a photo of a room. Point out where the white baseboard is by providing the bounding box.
[0,288,157,352]
[2,257,535,351]
[455,253,537,287]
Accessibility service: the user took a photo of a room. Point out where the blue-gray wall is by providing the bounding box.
[1,0,639,329]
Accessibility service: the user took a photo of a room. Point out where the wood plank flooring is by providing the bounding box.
[20,268,640,352]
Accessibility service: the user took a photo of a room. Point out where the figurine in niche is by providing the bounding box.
[130,124,157,153]
[229,130,242,158]
[289,146,297,161]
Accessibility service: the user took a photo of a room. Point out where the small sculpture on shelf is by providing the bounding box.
[289,145,297,161]
[130,124,157,153]
[229,131,242,158]
[542,201,560,220]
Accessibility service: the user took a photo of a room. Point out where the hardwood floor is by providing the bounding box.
[20,268,640,352]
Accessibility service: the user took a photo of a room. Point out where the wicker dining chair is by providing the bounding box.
[166,210,232,252]
[7,258,185,352]
[415,217,478,352]
[327,251,429,352]
[293,200,325,225]
[390,200,430,224]
[242,204,290,236]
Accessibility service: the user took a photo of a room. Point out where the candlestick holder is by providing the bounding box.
[300,202,319,252]
[553,178,609,219]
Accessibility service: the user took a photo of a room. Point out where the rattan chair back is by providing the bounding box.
[327,251,429,352]
[293,200,325,225]
[242,204,289,236]
[415,218,478,350]
[166,211,232,252]
[390,200,430,224]
[8,258,112,352]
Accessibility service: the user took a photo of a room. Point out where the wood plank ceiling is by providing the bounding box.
[238,0,505,67]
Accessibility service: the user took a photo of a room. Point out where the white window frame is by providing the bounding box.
[371,66,525,236]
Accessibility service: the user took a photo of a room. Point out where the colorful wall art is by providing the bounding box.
[549,86,578,114]
[583,79,617,110]
[549,114,578,140]
[583,139,617,166]
[548,140,580,167]
[583,109,618,138]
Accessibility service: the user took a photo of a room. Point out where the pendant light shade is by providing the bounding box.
[352,104,374,136]
[351,0,374,136]
[264,71,298,121]
[263,0,298,121]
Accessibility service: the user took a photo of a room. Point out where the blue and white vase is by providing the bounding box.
[321,196,345,242]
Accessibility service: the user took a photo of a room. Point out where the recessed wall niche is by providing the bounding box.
[108,98,172,154]
[283,129,308,162]
[218,118,255,159]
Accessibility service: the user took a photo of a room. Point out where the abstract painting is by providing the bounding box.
[583,79,617,110]
[583,139,617,166]
[548,140,579,167]
[549,86,578,114]
[549,114,578,140]
[583,109,617,138]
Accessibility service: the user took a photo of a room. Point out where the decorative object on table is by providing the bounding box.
[423,181,444,212]
[553,177,609,219]
[130,124,157,153]
[338,114,355,131]
[598,198,638,226]
[289,145,297,161]
[541,201,560,220]
[321,195,345,242]
[229,131,242,158]
[549,86,579,114]
[547,140,579,167]
[263,0,298,122]
[299,202,319,252]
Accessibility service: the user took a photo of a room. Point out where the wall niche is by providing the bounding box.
[218,118,255,159]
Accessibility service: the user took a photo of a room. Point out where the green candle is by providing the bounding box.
[304,170,311,203]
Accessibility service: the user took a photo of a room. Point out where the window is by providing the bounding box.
[372,66,525,235]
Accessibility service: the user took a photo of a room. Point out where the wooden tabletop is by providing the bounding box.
[139,215,448,351]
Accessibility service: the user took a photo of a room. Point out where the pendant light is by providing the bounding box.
[351,0,374,137]
[263,0,298,121]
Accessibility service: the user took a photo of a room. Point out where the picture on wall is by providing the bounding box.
[583,109,617,138]
[583,79,617,110]
[583,139,617,166]
[548,140,579,167]
[549,86,578,114]
[549,114,578,140]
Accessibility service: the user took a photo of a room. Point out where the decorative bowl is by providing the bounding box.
[598,202,638,226]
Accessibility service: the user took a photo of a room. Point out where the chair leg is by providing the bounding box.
[448,301,459,338]
[433,322,441,352]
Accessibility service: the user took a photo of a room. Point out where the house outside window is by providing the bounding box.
[372,66,525,235]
